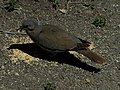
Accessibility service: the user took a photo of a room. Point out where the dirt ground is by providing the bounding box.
[0,0,120,90]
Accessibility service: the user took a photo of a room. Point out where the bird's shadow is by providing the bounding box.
[8,43,100,73]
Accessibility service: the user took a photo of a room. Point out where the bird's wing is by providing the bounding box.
[37,25,77,51]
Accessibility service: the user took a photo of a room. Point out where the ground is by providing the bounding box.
[0,0,120,90]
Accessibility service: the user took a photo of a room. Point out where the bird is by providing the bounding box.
[17,19,107,65]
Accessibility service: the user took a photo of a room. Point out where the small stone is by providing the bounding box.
[15,72,19,76]
[85,78,91,84]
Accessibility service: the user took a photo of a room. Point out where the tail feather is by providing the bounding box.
[78,49,107,64]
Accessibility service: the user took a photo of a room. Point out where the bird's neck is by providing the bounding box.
[26,25,42,42]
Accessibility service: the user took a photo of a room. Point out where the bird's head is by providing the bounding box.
[17,20,37,31]
[17,19,41,42]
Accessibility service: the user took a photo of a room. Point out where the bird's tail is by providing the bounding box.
[78,49,107,64]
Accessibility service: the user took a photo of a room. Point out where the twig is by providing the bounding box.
[0,30,27,35]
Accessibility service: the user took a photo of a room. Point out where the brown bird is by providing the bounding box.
[17,19,107,64]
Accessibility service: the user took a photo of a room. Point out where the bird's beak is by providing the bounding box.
[16,26,24,32]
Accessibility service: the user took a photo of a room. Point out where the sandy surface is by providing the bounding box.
[0,0,120,90]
